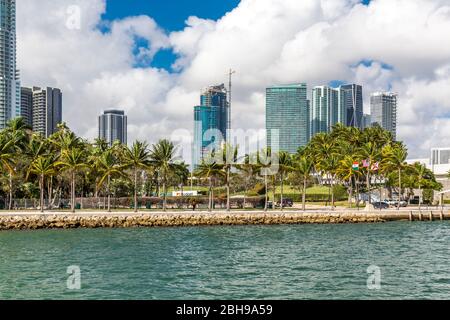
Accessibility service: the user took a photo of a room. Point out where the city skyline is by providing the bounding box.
[13,0,450,160]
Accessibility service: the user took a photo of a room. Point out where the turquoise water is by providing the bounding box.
[0,222,449,300]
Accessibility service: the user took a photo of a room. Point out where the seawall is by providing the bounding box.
[0,210,449,230]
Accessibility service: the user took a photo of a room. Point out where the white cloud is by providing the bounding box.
[17,0,450,162]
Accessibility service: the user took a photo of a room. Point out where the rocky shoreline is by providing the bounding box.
[0,210,449,230]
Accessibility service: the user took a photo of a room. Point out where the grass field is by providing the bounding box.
[177,185,331,195]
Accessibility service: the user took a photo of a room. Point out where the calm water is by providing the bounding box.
[0,222,449,300]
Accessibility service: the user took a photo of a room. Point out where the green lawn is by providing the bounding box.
[274,185,330,195]
[167,185,330,195]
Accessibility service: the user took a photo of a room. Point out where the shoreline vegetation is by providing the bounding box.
[0,118,445,221]
[0,210,449,231]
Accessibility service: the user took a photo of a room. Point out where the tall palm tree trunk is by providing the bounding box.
[280,173,284,212]
[366,171,371,204]
[327,174,331,207]
[8,172,13,210]
[40,174,44,213]
[71,171,76,213]
[348,177,353,208]
[419,184,422,211]
[264,174,268,212]
[107,174,111,213]
[331,175,335,210]
[302,177,307,211]
[226,167,230,212]
[208,178,212,212]
[272,176,276,211]
[134,168,138,213]
[397,168,401,211]
[355,176,360,210]
[163,181,167,212]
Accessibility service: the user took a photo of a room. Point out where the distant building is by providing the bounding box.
[98,110,128,146]
[339,84,363,129]
[407,147,450,199]
[311,86,343,136]
[31,87,62,138]
[20,87,33,128]
[370,92,397,140]
[0,0,21,129]
[266,84,309,154]
[362,114,371,130]
[192,84,228,168]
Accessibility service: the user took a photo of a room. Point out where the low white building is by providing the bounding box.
[407,148,450,199]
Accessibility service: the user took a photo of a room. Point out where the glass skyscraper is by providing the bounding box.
[0,0,20,129]
[370,92,397,140]
[311,86,344,137]
[98,110,128,146]
[192,84,228,168]
[339,84,363,129]
[266,84,309,154]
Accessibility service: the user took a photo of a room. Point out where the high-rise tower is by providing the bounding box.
[370,92,398,140]
[0,0,20,128]
[192,84,228,168]
[98,110,128,146]
[266,84,309,154]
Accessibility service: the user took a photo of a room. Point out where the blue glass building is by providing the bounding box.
[266,84,309,154]
[339,84,363,129]
[193,84,228,168]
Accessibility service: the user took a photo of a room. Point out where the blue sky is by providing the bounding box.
[102,0,241,70]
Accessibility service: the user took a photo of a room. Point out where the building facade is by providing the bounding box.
[407,148,450,200]
[20,87,33,127]
[311,86,343,137]
[370,92,397,140]
[0,0,20,129]
[362,114,371,130]
[192,84,228,168]
[31,87,62,137]
[266,84,309,154]
[339,84,363,129]
[98,110,128,146]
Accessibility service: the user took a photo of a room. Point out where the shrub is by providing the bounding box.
[423,189,434,204]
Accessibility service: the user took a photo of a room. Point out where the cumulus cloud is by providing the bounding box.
[17,0,450,162]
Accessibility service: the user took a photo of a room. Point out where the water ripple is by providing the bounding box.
[0,222,449,299]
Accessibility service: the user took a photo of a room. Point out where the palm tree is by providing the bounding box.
[323,154,340,209]
[28,156,57,213]
[358,142,381,204]
[277,151,293,211]
[56,148,88,213]
[150,139,179,211]
[96,148,125,212]
[382,143,408,210]
[219,143,238,212]
[195,156,223,212]
[336,155,363,208]
[123,141,151,212]
[412,162,430,210]
[236,154,257,209]
[174,162,190,197]
[292,156,313,211]
[0,118,30,210]
[256,148,276,212]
